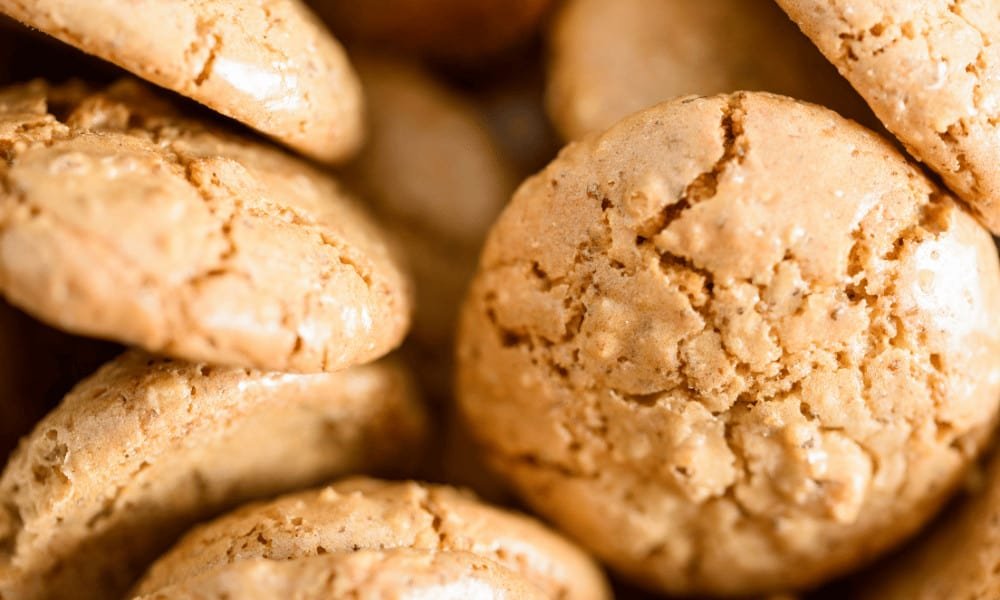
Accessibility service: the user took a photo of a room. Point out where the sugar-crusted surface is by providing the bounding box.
[0,351,427,600]
[134,550,547,600]
[778,0,1000,233]
[134,478,610,600]
[0,79,411,372]
[458,92,1000,595]
[0,0,363,162]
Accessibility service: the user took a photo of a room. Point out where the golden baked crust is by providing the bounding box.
[546,0,874,140]
[457,92,1000,595]
[0,0,363,162]
[311,0,554,63]
[133,478,610,600]
[0,351,427,600]
[777,0,1000,234]
[133,550,547,600]
[0,79,411,372]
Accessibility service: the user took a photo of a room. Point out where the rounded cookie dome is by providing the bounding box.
[457,92,1000,595]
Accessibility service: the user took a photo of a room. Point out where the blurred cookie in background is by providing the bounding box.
[311,0,556,65]
[343,54,515,398]
[546,0,876,140]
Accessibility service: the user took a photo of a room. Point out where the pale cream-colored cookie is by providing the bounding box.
[547,0,874,141]
[777,0,1000,234]
[0,351,428,600]
[457,92,1000,595]
[0,0,362,162]
[134,478,610,600]
[858,447,1000,599]
[311,0,554,64]
[0,79,410,373]
[345,55,513,394]
[133,550,547,600]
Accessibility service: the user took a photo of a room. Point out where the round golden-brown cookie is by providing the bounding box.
[857,447,1000,600]
[0,79,410,373]
[311,0,554,63]
[133,478,611,600]
[0,0,362,162]
[776,0,1000,234]
[457,92,1000,595]
[345,55,513,393]
[546,0,875,141]
[0,351,428,600]
[133,550,547,600]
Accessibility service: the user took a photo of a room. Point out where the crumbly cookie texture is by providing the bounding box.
[0,0,363,162]
[133,550,547,600]
[546,0,874,141]
[457,92,1000,595]
[133,478,610,600]
[859,448,1000,600]
[311,0,554,63]
[776,0,1000,234]
[0,79,411,372]
[0,350,427,600]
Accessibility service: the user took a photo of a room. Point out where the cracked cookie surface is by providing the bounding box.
[0,350,428,600]
[133,478,610,600]
[0,79,410,372]
[134,550,547,600]
[777,0,1000,234]
[546,0,875,141]
[457,92,1000,595]
[0,0,363,163]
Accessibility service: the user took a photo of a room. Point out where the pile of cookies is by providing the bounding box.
[0,0,998,599]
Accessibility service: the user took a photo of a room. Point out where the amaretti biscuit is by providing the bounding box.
[0,351,427,600]
[0,79,410,373]
[345,55,513,393]
[546,0,873,140]
[858,447,1000,599]
[133,478,610,600]
[777,0,1000,234]
[0,0,363,162]
[457,92,1000,595]
[133,550,547,600]
[311,0,554,64]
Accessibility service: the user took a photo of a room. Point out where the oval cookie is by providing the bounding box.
[0,0,363,162]
[0,351,427,600]
[457,92,1000,595]
[134,478,610,600]
[0,79,410,373]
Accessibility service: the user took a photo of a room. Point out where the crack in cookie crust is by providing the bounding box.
[777,0,1000,233]
[0,80,410,373]
[458,92,1000,595]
